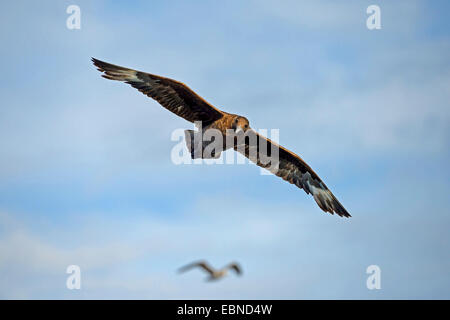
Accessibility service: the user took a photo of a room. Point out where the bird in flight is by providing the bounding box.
[178,260,242,281]
[92,58,350,217]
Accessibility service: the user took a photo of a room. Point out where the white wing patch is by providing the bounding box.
[100,68,141,82]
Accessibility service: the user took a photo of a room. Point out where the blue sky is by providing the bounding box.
[0,0,449,299]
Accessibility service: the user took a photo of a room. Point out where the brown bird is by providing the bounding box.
[178,261,242,281]
[92,58,350,217]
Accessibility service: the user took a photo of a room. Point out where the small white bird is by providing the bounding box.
[178,260,242,281]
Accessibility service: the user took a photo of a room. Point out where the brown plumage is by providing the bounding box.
[92,58,223,126]
[92,58,350,217]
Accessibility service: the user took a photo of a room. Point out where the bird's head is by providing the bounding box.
[232,116,250,134]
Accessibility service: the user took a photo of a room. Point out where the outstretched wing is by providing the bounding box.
[178,261,215,275]
[235,130,350,217]
[92,58,224,126]
[227,263,242,275]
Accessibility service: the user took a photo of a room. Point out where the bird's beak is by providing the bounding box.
[235,126,243,134]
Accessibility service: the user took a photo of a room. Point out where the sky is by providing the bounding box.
[0,0,449,299]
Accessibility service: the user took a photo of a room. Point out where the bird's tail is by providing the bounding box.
[185,130,222,159]
[184,130,196,158]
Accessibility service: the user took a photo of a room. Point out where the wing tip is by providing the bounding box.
[331,196,351,218]
[177,262,194,273]
[91,57,137,82]
[91,57,106,70]
[325,199,351,218]
[336,208,351,218]
[332,203,351,218]
[313,188,351,218]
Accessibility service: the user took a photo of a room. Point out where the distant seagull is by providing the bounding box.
[178,261,242,281]
[92,58,350,217]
